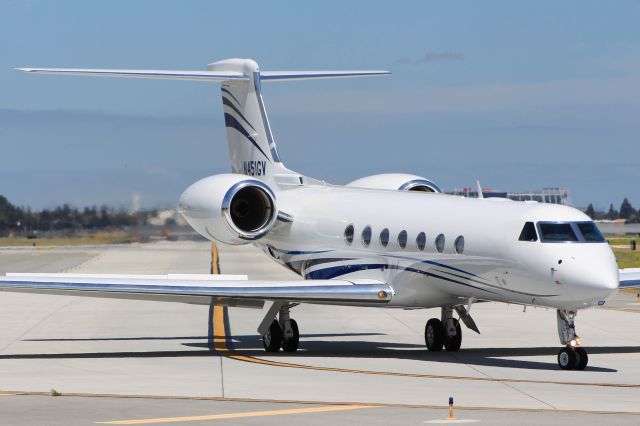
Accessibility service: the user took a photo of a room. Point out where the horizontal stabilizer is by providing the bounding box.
[16,68,389,82]
[620,268,640,289]
[0,273,393,305]
[260,70,390,81]
[15,68,248,81]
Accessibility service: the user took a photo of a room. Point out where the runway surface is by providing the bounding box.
[0,241,639,424]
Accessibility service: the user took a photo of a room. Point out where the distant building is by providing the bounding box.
[448,187,572,206]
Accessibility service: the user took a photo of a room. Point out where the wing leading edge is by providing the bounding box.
[620,268,640,290]
[0,273,393,305]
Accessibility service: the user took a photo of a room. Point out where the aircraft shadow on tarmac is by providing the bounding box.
[5,333,636,372]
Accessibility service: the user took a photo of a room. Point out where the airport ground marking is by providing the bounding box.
[96,404,374,424]
[211,243,220,275]
[209,243,640,390]
[213,303,640,389]
[1,390,639,416]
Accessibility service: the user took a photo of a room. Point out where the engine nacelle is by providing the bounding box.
[178,174,277,244]
[347,173,442,193]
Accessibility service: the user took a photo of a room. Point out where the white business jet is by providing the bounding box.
[2,58,639,370]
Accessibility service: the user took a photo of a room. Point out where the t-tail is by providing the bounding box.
[16,58,389,188]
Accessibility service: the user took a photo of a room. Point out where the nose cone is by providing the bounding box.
[581,260,619,295]
[565,247,619,304]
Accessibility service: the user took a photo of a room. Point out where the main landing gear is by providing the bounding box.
[261,303,300,353]
[425,307,464,352]
[556,310,588,370]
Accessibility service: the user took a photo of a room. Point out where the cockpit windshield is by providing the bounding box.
[538,223,578,242]
[575,222,606,242]
[535,221,605,243]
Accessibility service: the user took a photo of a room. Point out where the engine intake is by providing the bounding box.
[223,181,276,239]
[178,174,277,244]
[347,173,442,193]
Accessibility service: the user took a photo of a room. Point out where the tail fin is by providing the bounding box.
[209,59,287,184]
[16,59,390,187]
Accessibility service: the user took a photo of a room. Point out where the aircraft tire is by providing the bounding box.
[282,319,300,352]
[557,346,576,370]
[262,320,283,352]
[574,347,588,370]
[425,318,445,351]
[444,319,462,352]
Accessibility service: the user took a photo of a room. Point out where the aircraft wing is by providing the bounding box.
[620,268,640,290]
[0,273,392,305]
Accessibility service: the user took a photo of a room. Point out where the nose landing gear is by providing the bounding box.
[556,310,588,370]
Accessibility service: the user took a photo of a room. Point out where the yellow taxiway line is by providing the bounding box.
[97,404,373,424]
[209,243,640,391]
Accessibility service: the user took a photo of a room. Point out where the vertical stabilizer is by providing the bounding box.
[209,59,291,187]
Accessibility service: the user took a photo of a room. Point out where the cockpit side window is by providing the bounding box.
[576,222,605,242]
[518,222,538,242]
[538,223,578,242]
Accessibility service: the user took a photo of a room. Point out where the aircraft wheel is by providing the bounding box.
[444,319,462,352]
[262,320,282,352]
[557,346,576,370]
[425,318,445,351]
[574,347,588,370]
[282,319,300,352]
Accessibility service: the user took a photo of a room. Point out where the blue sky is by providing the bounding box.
[1,1,639,211]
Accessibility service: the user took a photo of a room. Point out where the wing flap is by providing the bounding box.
[0,273,392,304]
[620,268,640,289]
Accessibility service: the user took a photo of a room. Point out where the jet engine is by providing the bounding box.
[347,173,441,193]
[178,174,278,244]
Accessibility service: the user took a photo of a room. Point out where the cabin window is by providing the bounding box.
[361,226,372,247]
[576,222,605,242]
[416,232,426,251]
[518,222,538,242]
[435,234,445,253]
[538,223,578,242]
[398,230,408,249]
[344,224,354,245]
[455,236,465,254]
[379,228,390,247]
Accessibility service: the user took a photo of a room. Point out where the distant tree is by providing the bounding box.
[584,204,596,219]
[607,204,618,220]
[619,198,635,220]
[1,194,157,232]
[0,195,20,230]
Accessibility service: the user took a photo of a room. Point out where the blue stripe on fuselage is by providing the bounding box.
[304,263,497,295]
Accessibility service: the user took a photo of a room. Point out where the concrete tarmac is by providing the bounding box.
[0,241,639,425]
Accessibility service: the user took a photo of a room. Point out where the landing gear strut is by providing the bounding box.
[261,303,300,353]
[556,310,588,370]
[425,307,462,352]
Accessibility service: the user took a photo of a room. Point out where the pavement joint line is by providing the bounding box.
[95,404,376,424]
[449,352,557,410]
[210,242,640,391]
[0,297,78,355]
[1,391,639,416]
[61,252,103,273]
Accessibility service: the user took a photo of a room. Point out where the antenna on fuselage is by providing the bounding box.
[476,180,484,199]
